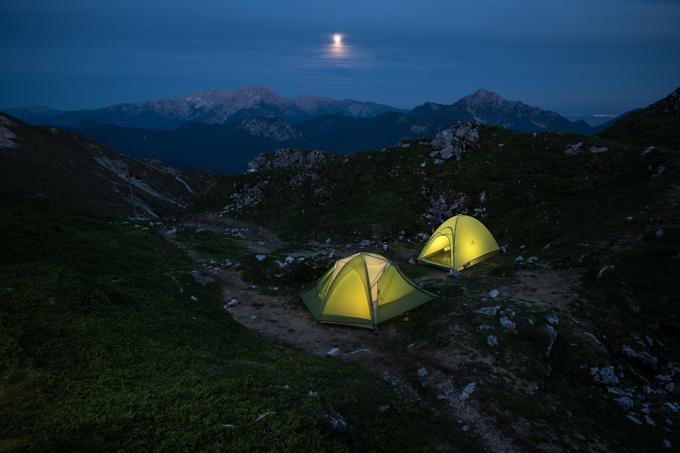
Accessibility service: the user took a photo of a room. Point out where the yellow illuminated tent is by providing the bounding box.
[300,253,435,328]
[418,215,499,271]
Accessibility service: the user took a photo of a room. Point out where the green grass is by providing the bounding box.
[0,200,476,452]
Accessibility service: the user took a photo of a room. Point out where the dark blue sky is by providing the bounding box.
[1,0,679,114]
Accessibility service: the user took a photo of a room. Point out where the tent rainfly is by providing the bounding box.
[300,253,435,328]
[418,215,499,271]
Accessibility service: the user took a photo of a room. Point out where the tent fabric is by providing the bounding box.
[300,253,435,328]
[418,215,499,271]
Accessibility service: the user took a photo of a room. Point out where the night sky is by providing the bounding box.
[1,0,679,114]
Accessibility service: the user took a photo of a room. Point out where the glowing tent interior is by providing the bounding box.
[300,253,435,328]
[418,215,499,271]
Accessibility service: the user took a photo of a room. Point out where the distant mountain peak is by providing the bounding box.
[461,89,505,107]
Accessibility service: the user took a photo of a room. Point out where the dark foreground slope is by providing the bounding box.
[0,200,473,451]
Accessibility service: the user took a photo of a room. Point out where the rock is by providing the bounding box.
[590,146,609,154]
[627,414,642,425]
[656,228,665,238]
[0,126,18,149]
[488,289,500,298]
[221,424,236,429]
[281,384,290,390]
[665,402,680,413]
[191,270,215,286]
[255,255,267,262]
[614,396,634,410]
[408,258,416,264]
[664,439,672,449]
[622,344,658,369]
[255,411,276,422]
[306,390,319,398]
[645,415,656,426]
[477,306,501,316]
[417,367,429,378]
[564,142,583,155]
[546,313,560,326]
[190,295,198,302]
[500,317,516,331]
[459,383,477,402]
[487,335,498,347]
[349,348,370,355]
[326,410,347,431]
[377,405,390,413]
[430,122,480,161]
[515,255,525,264]
[591,366,620,385]
[544,325,558,357]
[247,148,329,172]
[596,264,615,280]
[447,270,461,277]
[526,256,539,264]
[642,145,656,156]
[359,239,372,247]
[326,347,341,357]
[382,243,389,252]
[224,298,240,309]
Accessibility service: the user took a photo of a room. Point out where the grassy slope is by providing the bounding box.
[0,200,474,452]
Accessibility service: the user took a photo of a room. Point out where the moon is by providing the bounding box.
[333,34,343,45]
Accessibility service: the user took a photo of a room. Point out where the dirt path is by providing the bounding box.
[162,222,530,452]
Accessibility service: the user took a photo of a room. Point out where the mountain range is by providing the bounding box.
[4,86,624,172]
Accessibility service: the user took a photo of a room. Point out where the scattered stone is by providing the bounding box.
[0,126,18,149]
[664,439,672,449]
[665,402,680,413]
[477,306,501,316]
[515,255,525,264]
[306,391,319,398]
[382,243,389,252]
[190,295,198,302]
[430,122,480,161]
[478,324,492,331]
[642,145,656,156]
[591,366,620,386]
[377,405,390,413]
[526,256,539,264]
[627,414,642,425]
[623,344,658,369]
[255,411,276,422]
[326,410,347,431]
[255,254,267,262]
[544,325,558,357]
[564,142,584,155]
[546,313,560,326]
[487,335,498,347]
[447,270,461,277]
[614,396,634,410]
[326,347,341,357]
[281,384,290,390]
[645,415,656,426]
[656,228,665,238]
[488,289,500,298]
[221,424,236,429]
[191,270,215,286]
[350,348,370,355]
[590,146,609,154]
[500,317,516,331]
[459,383,477,402]
[596,264,615,280]
[416,367,430,378]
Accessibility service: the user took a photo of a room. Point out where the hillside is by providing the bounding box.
[0,113,214,218]
[1,87,679,451]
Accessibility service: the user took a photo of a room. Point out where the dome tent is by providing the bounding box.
[418,215,499,271]
[300,253,435,328]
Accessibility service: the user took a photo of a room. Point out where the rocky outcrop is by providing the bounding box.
[237,117,301,141]
[247,148,330,173]
[430,122,480,161]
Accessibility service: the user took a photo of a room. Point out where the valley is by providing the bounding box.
[1,87,679,451]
